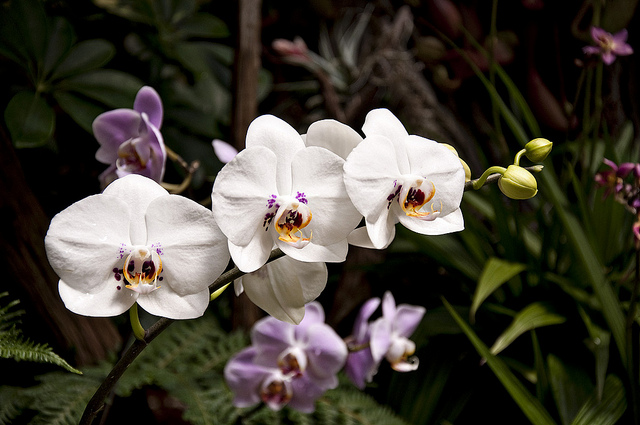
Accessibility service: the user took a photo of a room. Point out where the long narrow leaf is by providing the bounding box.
[442,298,558,425]
[490,303,566,356]
[571,375,626,425]
[470,257,527,322]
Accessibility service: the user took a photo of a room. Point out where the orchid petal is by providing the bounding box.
[145,195,230,297]
[381,291,398,321]
[397,207,464,235]
[94,109,142,163]
[45,194,131,295]
[224,347,271,408]
[394,304,426,337]
[103,175,168,245]
[245,115,305,194]
[344,135,402,222]
[369,317,392,363]
[252,315,296,351]
[304,323,348,380]
[347,226,377,249]
[304,119,363,159]
[353,297,381,341]
[361,109,410,172]
[133,86,163,128]
[277,237,349,263]
[58,278,136,317]
[138,287,210,319]
[142,114,166,182]
[212,139,238,163]
[292,146,362,245]
[345,349,377,389]
[363,208,398,250]
[289,376,325,413]
[228,237,274,273]
[240,259,307,324]
[211,146,279,248]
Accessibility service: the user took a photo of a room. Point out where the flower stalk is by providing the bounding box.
[129,303,146,341]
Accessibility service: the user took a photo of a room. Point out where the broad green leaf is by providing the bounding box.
[548,354,593,425]
[490,303,566,356]
[42,17,76,78]
[442,298,558,425]
[4,91,55,148]
[571,375,626,425]
[58,70,144,108]
[53,91,106,133]
[470,257,527,322]
[50,39,115,80]
[176,14,229,39]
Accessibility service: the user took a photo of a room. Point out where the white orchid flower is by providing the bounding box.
[211,114,362,273]
[344,108,465,249]
[45,174,230,320]
[234,256,327,324]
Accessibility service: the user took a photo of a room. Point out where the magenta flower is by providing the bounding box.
[583,27,633,65]
[344,296,381,389]
[93,86,166,188]
[594,158,638,199]
[224,302,347,412]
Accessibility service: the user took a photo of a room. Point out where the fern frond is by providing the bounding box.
[23,372,101,425]
[0,292,24,333]
[0,328,82,374]
[0,385,32,425]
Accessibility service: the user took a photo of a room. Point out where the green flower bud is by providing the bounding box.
[498,165,538,199]
[524,138,553,162]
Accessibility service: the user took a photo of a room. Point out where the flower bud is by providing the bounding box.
[524,138,553,162]
[498,165,538,199]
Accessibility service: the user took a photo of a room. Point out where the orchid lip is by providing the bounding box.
[388,176,442,220]
[122,245,163,294]
[260,372,292,409]
[272,196,312,248]
[277,346,307,377]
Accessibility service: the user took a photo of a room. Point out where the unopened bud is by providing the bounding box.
[524,138,553,162]
[498,165,538,199]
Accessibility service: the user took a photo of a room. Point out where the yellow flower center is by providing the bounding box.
[123,246,163,294]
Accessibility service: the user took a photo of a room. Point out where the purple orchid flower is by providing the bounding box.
[369,291,425,373]
[344,296,381,389]
[251,302,347,391]
[93,86,166,188]
[583,27,633,65]
[594,158,638,199]
[224,346,325,412]
[224,301,347,413]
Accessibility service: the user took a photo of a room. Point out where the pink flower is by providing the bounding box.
[583,27,633,65]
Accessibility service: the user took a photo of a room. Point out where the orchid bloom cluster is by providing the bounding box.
[583,26,634,65]
[595,158,640,244]
[43,84,551,415]
[224,292,424,412]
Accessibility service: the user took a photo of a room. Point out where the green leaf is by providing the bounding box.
[58,69,144,108]
[42,18,76,78]
[53,91,106,133]
[470,257,527,322]
[571,375,626,425]
[176,14,229,39]
[0,330,82,374]
[547,354,593,425]
[4,91,55,148]
[50,39,115,80]
[442,298,558,425]
[490,302,566,356]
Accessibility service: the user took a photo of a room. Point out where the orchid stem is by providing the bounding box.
[129,303,146,341]
[471,166,506,191]
[513,149,526,166]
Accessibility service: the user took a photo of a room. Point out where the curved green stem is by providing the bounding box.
[129,303,145,341]
[513,149,526,166]
[471,166,507,190]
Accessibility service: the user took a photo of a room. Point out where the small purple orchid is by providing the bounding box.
[595,158,640,199]
[345,291,425,389]
[344,296,381,389]
[224,302,347,412]
[93,86,166,188]
[583,27,633,65]
[369,292,425,372]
